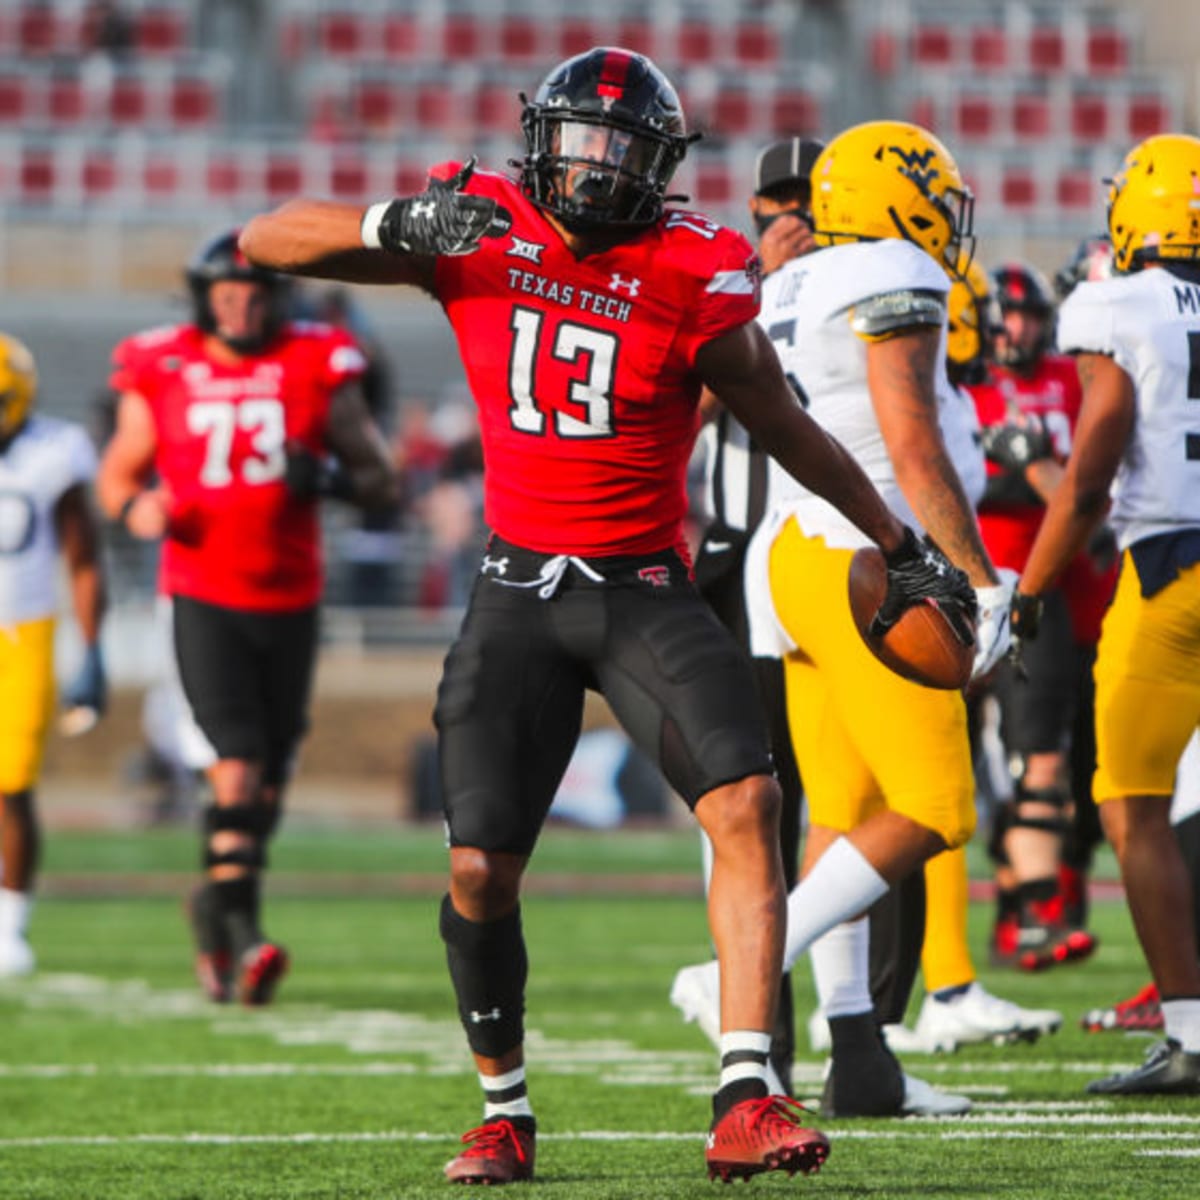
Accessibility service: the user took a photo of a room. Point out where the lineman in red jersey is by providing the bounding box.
[239,47,975,1185]
[97,231,398,1007]
[970,261,1117,971]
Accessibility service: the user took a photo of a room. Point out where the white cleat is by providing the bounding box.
[670,960,785,1095]
[0,935,35,977]
[900,1072,972,1116]
[914,982,1062,1053]
[807,1008,831,1054]
[883,1022,931,1055]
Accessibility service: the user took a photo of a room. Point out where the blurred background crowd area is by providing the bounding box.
[3,0,1199,818]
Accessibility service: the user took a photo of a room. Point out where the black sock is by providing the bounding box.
[213,876,262,960]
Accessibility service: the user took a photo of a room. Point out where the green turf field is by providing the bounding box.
[2,823,1195,1198]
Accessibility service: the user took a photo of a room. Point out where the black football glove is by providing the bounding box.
[59,643,107,737]
[284,443,353,501]
[376,158,512,257]
[980,416,1055,475]
[871,526,977,647]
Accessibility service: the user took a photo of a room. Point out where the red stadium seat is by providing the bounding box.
[1085,26,1128,76]
[1128,93,1172,141]
[906,95,938,132]
[107,75,150,126]
[19,145,56,203]
[770,88,820,136]
[330,152,369,202]
[17,4,62,56]
[1000,166,1037,212]
[143,153,182,199]
[82,148,117,200]
[676,19,715,66]
[911,23,955,68]
[1055,167,1095,212]
[1011,92,1052,141]
[614,17,656,59]
[868,30,898,77]
[500,14,541,63]
[734,21,777,68]
[390,160,428,196]
[0,74,32,125]
[968,27,1007,72]
[473,79,517,137]
[170,76,219,128]
[353,79,401,132]
[557,17,602,60]
[415,80,455,134]
[1027,25,1065,73]
[317,12,368,58]
[136,7,187,57]
[205,152,245,203]
[265,153,303,202]
[693,160,734,206]
[442,14,482,61]
[382,13,422,60]
[710,88,755,138]
[955,94,1000,143]
[1070,92,1112,143]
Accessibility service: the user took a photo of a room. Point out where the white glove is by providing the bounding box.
[970,568,1018,682]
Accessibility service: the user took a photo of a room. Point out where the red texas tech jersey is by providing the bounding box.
[432,163,761,558]
[110,321,366,611]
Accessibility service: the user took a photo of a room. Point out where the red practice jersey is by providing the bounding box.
[432,164,761,557]
[111,321,366,611]
[970,354,1116,641]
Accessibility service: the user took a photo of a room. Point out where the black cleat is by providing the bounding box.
[1086,1039,1200,1096]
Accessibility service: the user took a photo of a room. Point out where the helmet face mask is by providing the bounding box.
[811,120,975,278]
[0,332,37,445]
[187,229,290,354]
[1107,134,1200,273]
[519,47,691,232]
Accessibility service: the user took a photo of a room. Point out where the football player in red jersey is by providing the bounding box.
[96,231,398,1007]
[969,261,1117,972]
[240,48,975,1184]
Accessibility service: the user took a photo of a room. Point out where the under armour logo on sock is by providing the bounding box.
[470,1007,502,1023]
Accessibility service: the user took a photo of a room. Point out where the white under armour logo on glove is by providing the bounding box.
[970,568,1018,682]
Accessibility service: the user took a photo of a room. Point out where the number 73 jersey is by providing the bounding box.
[109,321,366,611]
[432,163,761,557]
[1057,266,1200,550]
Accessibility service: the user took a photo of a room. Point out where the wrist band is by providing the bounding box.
[360,201,391,250]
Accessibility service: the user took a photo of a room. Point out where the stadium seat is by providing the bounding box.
[473,78,517,137]
[1000,165,1037,213]
[499,13,541,64]
[142,153,182,201]
[1084,25,1129,76]
[709,87,756,138]
[81,147,118,201]
[442,14,482,62]
[968,27,1008,73]
[954,93,1000,143]
[693,159,734,206]
[733,21,777,68]
[1027,24,1066,73]
[389,159,429,197]
[353,79,402,133]
[1069,92,1112,143]
[906,95,938,133]
[867,30,898,76]
[557,17,603,60]
[614,16,656,60]
[415,80,455,134]
[136,7,188,57]
[382,13,422,60]
[1011,91,1052,141]
[329,151,369,202]
[265,152,303,202]
[19,144,56,204]
[769,88,820,136]
[17,4,64,57]
[169,75,219,129]
[205,151,245,203]
[107,75,151,127]
[1055,166,1095,212]
[1127,92,1172,140]
[910,22,955,68]
[318,11,370,58]
[0,74,32,125]
[676,19,716,66]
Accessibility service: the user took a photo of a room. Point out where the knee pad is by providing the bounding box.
[1011,783,1070,837]
[202,802,275,870]
[440,894,527,1058]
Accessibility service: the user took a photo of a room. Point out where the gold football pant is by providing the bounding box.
[0,617,56,794]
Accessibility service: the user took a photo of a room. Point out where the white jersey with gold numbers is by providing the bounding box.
[0,415,97,626]
[1057,267,1200,549]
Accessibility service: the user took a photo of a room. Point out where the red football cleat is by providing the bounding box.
[444,1117,535,1184]
[1015,892,1098,972]
[1081,982,1163,1033]
[237,942,289,1007]
[705,1096,829,1183]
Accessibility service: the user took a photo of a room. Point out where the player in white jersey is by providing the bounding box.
[0,332,107,975]
[739,121,1014,1117]
[1017,133,1200,1094]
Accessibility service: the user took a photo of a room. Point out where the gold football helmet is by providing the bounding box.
[946,253,992,381]
[811,120,975,278]
[0,331,37,443]
[1107,133,1200,273]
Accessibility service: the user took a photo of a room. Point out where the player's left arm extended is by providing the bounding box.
[1018,352,1133,598]
[54,484,106,647]
[696,320,906,555]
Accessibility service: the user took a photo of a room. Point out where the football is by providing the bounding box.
[847,546,975,690]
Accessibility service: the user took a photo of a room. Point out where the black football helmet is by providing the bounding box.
[186,229,290,353]
[990,261,1055,369]
[518,46,694,232]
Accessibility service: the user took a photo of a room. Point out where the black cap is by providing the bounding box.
[753,137,825,196]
